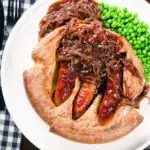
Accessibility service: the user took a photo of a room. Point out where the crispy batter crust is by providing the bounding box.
[122,37,145,100]
[23,26,144,143]
[108,30,145,100]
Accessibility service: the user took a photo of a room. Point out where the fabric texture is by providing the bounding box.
[0,0,36,149]
[0,110,21,150]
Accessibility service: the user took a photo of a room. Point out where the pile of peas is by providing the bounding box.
[99,2,150,82]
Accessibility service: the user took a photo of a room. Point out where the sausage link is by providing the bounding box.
[73,82,96,119]
[54,62,75,106]
[99,71,122,120]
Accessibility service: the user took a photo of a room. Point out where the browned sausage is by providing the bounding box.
[73,82,96,119]
[54,62,75,106]
[99,70,122,120]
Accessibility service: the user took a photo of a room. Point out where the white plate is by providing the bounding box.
[1,0,150,149]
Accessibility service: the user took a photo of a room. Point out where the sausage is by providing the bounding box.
[99,70,122,120]
[73,82,96,119]
[54,62,75,106]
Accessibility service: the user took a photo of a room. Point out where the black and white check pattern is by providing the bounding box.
[1,0,35,50]
[0,0,37,149]
[0,110,21,150]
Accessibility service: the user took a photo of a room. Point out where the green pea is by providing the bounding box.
[129,40,133,44]
[148,60,150,64]
[145,46,149,51]
[118,28,122,33]
[101,16,105,20]
[141,28,146,32]
[133,41,137,45]
[143,50,147,55]
[112,21,118,27]
[133,26,137,31]
[99,2,104,6]
[107,19,112,23]
[119,12,124,18]
[105,12,111,18]
[123,7,128,12]
[141,44,146,49]
[138,55,142,58]
[126,35,130,40]
[128,23,133,28]
[106,23,110,27]
[112,6,119,11]
[103,9,107,13]
[117,18,121,23]
[137,32,142,37]
[135,45,139,49]
[140,36,145,41]
[147,64,150,69]
[123,28,127,33]
[131,33,136,37]
[137,28,142,33]
[147,78,150,82]
[145,39,149,45]
[133,13,138,18]
[137,49,142,54]
[128,29,133,33]
[104,4,109,9]
[133,19,138,25]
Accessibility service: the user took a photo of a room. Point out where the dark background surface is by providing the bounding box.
[20,135,39,150]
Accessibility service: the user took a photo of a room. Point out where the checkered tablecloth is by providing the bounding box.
[0,0,37,149]
[0,110,21,150]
